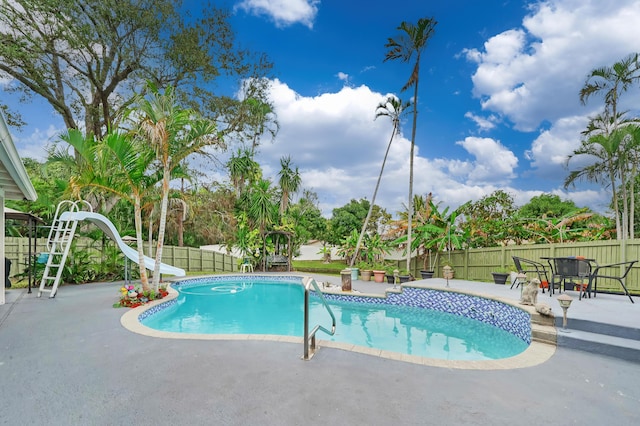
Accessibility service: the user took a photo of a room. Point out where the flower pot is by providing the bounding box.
[399,275,411,283]
[491,272,509,285]
[372,270,385,283]
[350,268,359,281]
[420,270,435,279]
[385,273,395,284]
[361,269,372,281]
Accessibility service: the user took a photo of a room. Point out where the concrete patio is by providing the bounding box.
[1,276,639,425]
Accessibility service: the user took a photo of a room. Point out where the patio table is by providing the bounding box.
[541,257,596,300]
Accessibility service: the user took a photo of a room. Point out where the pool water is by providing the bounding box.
[141,279,529,361]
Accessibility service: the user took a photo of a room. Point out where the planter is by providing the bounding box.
[420,270,435,279]
[361,269,372,281]
[350,267,359,281]
[372,270,386,283]
[491,272,510,285]
[385,274,395,284]
[399,275,411,283]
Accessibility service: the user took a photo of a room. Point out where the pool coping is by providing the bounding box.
[120,275,556,370]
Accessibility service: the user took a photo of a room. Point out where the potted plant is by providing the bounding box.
[398,269,412,283]
[358,262,373,281]
[491,266,512,285]
[384,264,396,284]
[371,263,387,283]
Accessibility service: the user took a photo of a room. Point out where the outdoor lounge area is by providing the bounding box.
[1,274,639,424]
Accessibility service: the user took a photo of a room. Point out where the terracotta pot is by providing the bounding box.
[372,270,386,283]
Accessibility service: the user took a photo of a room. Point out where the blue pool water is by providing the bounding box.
[141,278,529,361]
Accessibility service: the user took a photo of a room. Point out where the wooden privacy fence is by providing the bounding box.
[4,237,241,277]
[5,236,639,295]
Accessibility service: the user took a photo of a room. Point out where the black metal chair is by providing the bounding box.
[548,258,593,297]
[588,261,637,303]
[512,256,550,293]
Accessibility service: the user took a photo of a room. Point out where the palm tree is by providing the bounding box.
[227,147,261,197]
[350,96,409,268]
[134,82,220,289]
[57,129,158,291]
[244,179,277,236]
[384,17,437,271]
[580,53,639,124]
[277,155,301,216]
[566,111,639,239]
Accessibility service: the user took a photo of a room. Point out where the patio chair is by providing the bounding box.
[548,257,592,296]
[512,256,550,293]
[588,260,637,303]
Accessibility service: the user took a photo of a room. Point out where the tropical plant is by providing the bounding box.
[132,82,221,290]
[56,129,158,290]
[277,155,302,216]
[384,16,438,272]
[227,147,261,197]
[571,53,640,240]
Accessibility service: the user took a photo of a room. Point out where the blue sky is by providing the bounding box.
[5,0,640,217]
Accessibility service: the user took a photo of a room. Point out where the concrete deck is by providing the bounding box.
[1,277,639,425]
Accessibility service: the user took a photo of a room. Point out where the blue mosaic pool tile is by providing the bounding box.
[145,276,531,344]
[317,287,531,344]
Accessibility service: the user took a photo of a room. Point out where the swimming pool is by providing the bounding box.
[139,276,530,361]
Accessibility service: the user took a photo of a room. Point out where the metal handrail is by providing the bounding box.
[302,276,336,360]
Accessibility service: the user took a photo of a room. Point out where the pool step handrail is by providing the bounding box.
[38,200,93,298]
[302,277,336,360]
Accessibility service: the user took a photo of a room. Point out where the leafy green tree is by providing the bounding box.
[518,194,579,219]
[459,190,517,248]
[286,190,328,245]
[0,0,271,138]
[328,199,368,245]
[384,16,437,271]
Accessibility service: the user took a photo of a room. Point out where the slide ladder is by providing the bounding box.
[38,200,92,298]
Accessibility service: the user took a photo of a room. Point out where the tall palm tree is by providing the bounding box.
[566,110,639,239]
[350,96,409,268]
[384,17,437,271]
[134,82,220,289]
[57,129,158,291]
[277,155,301,216]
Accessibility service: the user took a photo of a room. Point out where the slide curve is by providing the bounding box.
[59,211,186,276]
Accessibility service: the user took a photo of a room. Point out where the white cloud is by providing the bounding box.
[11,124,63,161]
[237,80,529,216]
[464,112,498,132]
[464,0,640,131]
[527,115,589,180]
[336,72,350,85]
[235,0,320,28]
[455,137,518,184]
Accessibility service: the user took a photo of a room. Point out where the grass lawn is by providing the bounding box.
[291,260,346,275]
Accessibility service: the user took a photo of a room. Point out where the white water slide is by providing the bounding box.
[59,211,186,276]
